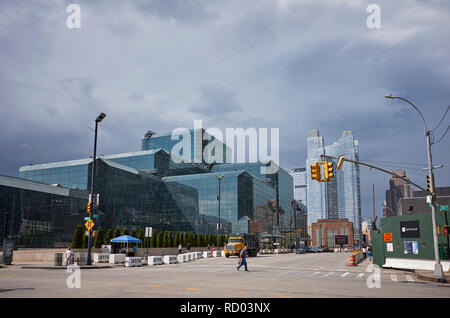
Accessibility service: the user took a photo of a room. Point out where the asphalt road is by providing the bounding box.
[1,252,449,298]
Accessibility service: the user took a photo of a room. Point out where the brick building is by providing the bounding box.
[311,219,354,249]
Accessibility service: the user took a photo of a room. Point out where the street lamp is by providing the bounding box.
[217,174,224,251]
[385,94,445,279]
[86,112,107,265]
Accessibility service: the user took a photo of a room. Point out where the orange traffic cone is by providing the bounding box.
[348,254,357,266]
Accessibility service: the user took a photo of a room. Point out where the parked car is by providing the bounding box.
[295,247,306,254]
[316,247,325,253]
[307,246,319,253]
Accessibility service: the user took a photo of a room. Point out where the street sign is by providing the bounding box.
[440,205,449,211]
[383,232,393,241]
[93,214,98,218]
[145,227,152,238]
[84,217,90,221]
[85,219,94,231]
[335,235,348,245]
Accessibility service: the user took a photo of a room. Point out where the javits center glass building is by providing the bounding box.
[14,128,293,247]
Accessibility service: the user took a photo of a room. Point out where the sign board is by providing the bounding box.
[386,242,394,252]
[85,219,94,231]
[335,235,348,245]
[400,220,420,238]
[383,232,393,241]
[145,227,152,238]
[403,241,419,255]
[440,205,449,211]
[84,217,90,221]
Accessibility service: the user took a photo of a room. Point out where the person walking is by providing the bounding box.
[186,243,191,252]
[178,244,182,254]
[65,247,73,268]
[362,246,367,259]
[367,245,373,262]
[236,244,249,272]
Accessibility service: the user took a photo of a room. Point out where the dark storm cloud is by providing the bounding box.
[0,0,449,221]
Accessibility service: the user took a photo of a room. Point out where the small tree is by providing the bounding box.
[113,227,121,238]
[151,230,158,248]
[94,227,105,248]
[168,232,174,248]
[71,225,84,248]
[162,231,168,248]
[174,232,180,247]
[156,232,163,248]
[138,228,145,247]
[83,233,88,249]
[104,228,113,245]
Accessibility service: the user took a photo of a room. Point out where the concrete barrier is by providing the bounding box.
[148,256,163,265]
[109,254,126,264]
[221,250,225,257]
[195,252,203,259]
[163,255,178,264]
[203,251,212,258]
[94,253,110,263]
[177,254,185,263]
[125,257,142,267]
[212,251,221,257]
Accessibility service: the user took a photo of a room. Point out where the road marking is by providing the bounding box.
[356,273,365,279]
[341,272,349,277]
[320,272,335,279]
[390,274,398,282]
[405,275,415,282]
[319,266,326,270]
[312,272,321,276]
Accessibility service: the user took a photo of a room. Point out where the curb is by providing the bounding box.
[415,273,449,284]
[20,265,115,270]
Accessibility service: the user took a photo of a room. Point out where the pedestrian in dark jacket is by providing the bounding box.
[237,244,249,272]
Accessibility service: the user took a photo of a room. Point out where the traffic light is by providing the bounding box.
[87,202,92,214]
[426,174,431,193]
[323,161,334,181]
[437,225,449,236]
[311,163,321,182]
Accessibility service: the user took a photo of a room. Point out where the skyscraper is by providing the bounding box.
[384,169,413,217]
[289,168,307,205]
[306,130,362,244]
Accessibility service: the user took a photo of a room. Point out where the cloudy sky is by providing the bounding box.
[1,0,449,222]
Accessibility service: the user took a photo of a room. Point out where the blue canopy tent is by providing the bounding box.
[110,235,142,256]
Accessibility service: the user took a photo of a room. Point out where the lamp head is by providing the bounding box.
[96,113,107,122]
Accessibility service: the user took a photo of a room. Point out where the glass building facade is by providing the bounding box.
[15,128,294,246]
[142,129,232,165]
[305,129,362,244]
[289,168,307,205]
[0,174,88,247]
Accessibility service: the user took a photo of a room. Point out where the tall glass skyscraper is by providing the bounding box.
[289,168,307,205]
[306,130,362,243]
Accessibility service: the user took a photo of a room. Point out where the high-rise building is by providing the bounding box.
[384,169,413,217]
[289,168,307,205]
[306,130,362,245]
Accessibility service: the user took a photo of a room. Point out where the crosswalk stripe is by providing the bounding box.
[356,273,365,279]
[391,274,398,282]
[406,275,415,282]
[312,271,321,276]
[341,272,349,277]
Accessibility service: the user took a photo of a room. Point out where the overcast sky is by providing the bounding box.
[1,0,449,222]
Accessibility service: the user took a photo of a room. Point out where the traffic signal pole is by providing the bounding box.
[425,131,445,278]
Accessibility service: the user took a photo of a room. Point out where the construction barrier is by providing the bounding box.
[163,255,178,264]
[221,250,225,257]
[203,251,212,258]
[93,253,110,263]
[195,252,203,259]
[109,254,126,264]
[212,251,221,257]
[348,254,357,266]
[148,256,163,265]
[125,257,142,267]
[177,254,185,263]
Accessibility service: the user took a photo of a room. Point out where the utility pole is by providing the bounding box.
[217,174,224,251]
[385,95,444,279]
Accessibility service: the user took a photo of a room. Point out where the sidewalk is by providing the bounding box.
[415,270,450,283]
